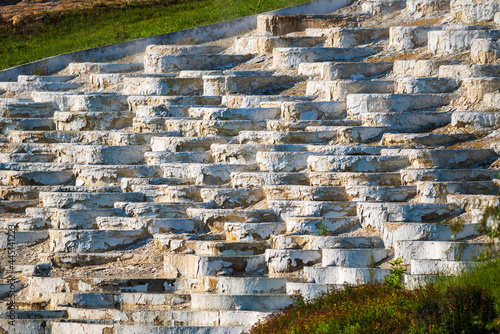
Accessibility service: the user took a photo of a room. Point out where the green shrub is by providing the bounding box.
[250,284,496,334]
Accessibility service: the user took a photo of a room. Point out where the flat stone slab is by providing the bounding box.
[273,46,379,69]
[304,266,390,285]
[270,234,382,250]
[357,202,463,229]
[395,240,488,262]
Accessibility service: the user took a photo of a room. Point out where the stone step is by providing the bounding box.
[199,187,265,209]
[347,93,452,118]
[27,206,124,229]
[299,61,393,80]
[8,130,161,145]
[0,229,48,248]
[400,168,500,185]
[203,276,287,294]
[203,71,302,96]
[233,35,325,54]
[65,308,270,327]
[439,64,500,78]
[280,100,346,121]
[54,111,134,131]
[322,248,393,267]
[389,26,441,51]
[97,217,205,234]
[50,292,190,310]
[381,133,476,147]
[0,320,58,334]
[146,45,226,56]
[51,322,250,334]
[222,94,313,109]
[382,148,497,169]
[284,216,359,235]
[225,222,285,241]
[345,185,416,202]
[121,178,193,192]
[38,251,164,269]
[90,73,123,89]
[361,111,452,132]
[213,144,379,165]
[306,79,394,101]
[67,145,148,165]
[74,165,159,186]
[410,259,476,275]
[256,151,316,172]
[122,75,203,96]
[114,202,195,219]
[405,0,451,14]
[273,46,379,69]
[31,92,129,112]
[325,27,389,47]
[134,104,191,118]
[39,191,145,209]
[238,130,336,145]
[394,78,460,94]
[176,240,268,256]
[463,77,500,101]
[256,13,357,36]
[309,171,402,187]
[357,202,463,230]
[231,171,309,187]
[0,217,48,230]
[382,221,480,248]
[417,181,500,203]
[144,54,253,73]
[428,26,500,55]
[188,107,280,121]
[0,81,81,95]
[307,155,410,173]
[18,75,75,83]
[0,117,55,133]
[0,152,54,163]
[361,0,405,14]
[128,95,222,111]
[267,119,361,131]
[395,240,488,263]
[0,100,58,118]
[0,185,120,201]
[164,253,266,278]
[160,163,257,186]
[66,62,143,76]
[268,200,357,218]
[304,266,390,284]
[187,208,278,230]
[286,282,341,300]
[151,136,229,152]
[145,151,210,164]
[0,163,75,186]
[471,38,500,65]
[270,234,382,250]
[49,229,150,253]
[393,59,453,78]
[452,111,500,130]
[0,198,37,212]
[264,185,348,201]
[256,146,385,172]
[164,118,267,137]
[266,249,321,273]
[191,293,292,311]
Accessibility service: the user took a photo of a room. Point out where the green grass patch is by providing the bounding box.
[0,0,312,70]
